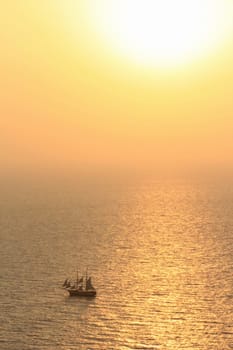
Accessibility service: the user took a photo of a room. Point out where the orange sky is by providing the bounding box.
[1,1,233,176]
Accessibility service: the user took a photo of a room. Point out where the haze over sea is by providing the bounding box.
[1,175,233,350]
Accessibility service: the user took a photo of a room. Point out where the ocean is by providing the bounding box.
[0,177,233,349]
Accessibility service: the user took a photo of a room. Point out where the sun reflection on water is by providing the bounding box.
[1,180,233,349]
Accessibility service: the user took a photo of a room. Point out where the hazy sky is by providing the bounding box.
[1,1,233,176]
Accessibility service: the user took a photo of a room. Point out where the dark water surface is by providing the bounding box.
[0,179,233,349]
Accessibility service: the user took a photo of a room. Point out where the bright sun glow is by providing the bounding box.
[89,0,233,67]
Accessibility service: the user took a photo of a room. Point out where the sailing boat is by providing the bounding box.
[63,269,96,297]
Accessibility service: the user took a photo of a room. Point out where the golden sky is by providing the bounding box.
[1,1,233,175]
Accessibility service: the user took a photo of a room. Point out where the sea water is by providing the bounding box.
[0,177,233,349]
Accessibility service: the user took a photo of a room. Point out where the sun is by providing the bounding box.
[88,0,232,67]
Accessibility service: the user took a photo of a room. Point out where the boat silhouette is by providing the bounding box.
[63,269,96,297]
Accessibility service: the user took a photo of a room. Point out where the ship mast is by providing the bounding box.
[85,268,88,290]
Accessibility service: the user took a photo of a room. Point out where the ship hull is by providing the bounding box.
[67,289,96,297]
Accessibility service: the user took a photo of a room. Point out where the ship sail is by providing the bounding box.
[86,277,95,290]
[78,277,83,284]
[63,279,72,288]
[62,278,68,287]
